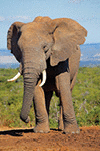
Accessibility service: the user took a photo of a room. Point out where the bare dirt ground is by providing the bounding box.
[0,126,100,151]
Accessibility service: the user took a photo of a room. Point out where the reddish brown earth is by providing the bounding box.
[0,126,100,151]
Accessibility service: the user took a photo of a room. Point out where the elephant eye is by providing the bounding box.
[43,45,46,49]
[43,45,48,52]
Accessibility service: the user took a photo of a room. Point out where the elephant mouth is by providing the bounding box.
[7,68,47,87]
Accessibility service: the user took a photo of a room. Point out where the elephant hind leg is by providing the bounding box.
[45,91,53,115]
[55,91,64,131]
[58,105,64,131]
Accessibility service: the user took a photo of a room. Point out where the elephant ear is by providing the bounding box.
[7,22,24,61]
[50,18,87,66]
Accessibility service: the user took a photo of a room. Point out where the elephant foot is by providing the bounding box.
[63,123,80,134]
[33,122,50,133]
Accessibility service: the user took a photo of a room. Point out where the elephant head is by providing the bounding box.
[7,16,87,123]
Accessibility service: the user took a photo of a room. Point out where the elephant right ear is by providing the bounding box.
[50,18,87,66]
[7,22,24,51]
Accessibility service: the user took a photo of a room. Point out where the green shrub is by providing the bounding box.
[72,67,100,126]
[0,67,100,128]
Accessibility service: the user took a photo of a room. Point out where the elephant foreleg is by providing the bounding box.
[56,72,80,134]
[58,71,78,131]
[33,83,50,133]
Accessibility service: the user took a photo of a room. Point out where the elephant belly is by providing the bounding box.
[43,77,57,92]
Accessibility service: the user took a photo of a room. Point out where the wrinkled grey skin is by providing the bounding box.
[7,16,87,134]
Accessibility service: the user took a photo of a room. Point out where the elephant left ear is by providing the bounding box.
[50,18,87,66]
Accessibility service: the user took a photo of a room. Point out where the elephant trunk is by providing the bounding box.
[20,65,39,123]
[19,46,47,123]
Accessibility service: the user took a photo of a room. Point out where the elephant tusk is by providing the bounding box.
[39,70,46,87]
[7,72,21,82]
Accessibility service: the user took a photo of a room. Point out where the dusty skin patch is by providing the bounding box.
[0,126,100,151]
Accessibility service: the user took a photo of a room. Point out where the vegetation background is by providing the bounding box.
[0,67,100,128]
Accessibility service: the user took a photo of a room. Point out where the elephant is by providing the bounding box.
[7,16,87,134]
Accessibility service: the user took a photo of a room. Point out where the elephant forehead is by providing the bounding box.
[21,22,48,33]
[20,24,53,48]
[20,31,53,48]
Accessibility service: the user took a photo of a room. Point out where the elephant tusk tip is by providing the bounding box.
[39,83,44,87]
[7,72,21,82]
[39,70,46,87]
[7,79,12,82]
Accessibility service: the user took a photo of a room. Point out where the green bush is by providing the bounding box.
[72,67,100,126]
[0,67,100,128]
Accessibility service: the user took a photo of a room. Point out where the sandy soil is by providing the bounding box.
[0,126,100,151]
